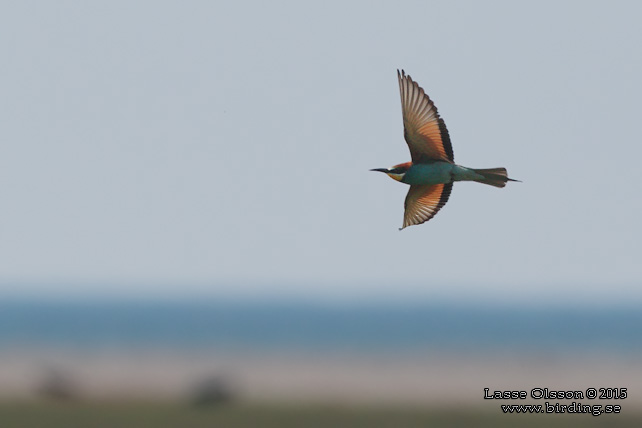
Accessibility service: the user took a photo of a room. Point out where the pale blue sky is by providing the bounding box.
[1,1,640,303]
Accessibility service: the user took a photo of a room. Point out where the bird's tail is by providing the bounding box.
[472,167,520,188]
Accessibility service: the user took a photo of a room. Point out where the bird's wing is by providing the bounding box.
[398,70,454,163]
[402,183,453,229]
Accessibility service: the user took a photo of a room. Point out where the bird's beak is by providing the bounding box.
[370,168,389,173]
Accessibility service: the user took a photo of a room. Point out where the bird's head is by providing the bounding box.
[370,162,411,182]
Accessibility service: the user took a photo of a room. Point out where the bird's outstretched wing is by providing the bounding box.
[398,70,454,163]
[402,183,453,229]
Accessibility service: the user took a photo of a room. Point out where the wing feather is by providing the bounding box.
[398,70,454,163]
[402,183,453,229]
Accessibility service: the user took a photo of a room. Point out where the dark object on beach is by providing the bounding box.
[190,374,236,407]
[37,368,77,401]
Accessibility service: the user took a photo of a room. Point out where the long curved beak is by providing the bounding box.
[370,168,389,173]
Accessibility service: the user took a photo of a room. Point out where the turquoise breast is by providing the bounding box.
[402,162,454,185]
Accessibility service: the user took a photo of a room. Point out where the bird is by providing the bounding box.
[371,70,518,229]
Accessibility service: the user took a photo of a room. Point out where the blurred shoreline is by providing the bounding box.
[1,300,640,411]
[1,348,640,410]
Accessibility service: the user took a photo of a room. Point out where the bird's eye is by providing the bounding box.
[390,168,405,174]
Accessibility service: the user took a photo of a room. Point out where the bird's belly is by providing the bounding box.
[402,162,454,185]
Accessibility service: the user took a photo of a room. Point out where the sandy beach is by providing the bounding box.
[0,349,639,411]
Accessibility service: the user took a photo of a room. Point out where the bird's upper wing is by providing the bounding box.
[402,183,453,229]
[398,70,454,163]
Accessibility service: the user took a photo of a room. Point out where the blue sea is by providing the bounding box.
[0,299,640,353]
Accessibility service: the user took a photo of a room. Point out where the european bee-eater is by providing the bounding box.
[372,70,518,229]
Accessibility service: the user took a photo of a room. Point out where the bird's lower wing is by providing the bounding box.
[402,183,453,229]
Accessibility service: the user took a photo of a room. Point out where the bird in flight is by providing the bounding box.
[371,70,518,229]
